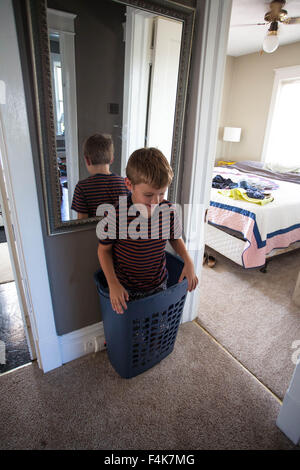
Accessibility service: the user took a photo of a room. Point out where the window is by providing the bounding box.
[262,66,300,170]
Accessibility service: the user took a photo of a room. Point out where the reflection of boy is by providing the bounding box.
[97,147,198,314]
[71,134,129,219]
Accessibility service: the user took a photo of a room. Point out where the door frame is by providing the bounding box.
[121,7,154,173]
[181,0,232,323]
[0,0,62,373]
[0,116,37,362]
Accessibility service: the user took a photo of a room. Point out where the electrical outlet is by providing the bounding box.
[84,336,106,354]
[84,340,95,353]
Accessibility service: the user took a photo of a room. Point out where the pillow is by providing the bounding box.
[264,162,300,174]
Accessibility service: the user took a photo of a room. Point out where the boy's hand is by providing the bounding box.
[109,280,129,314]
[178,259,199,292]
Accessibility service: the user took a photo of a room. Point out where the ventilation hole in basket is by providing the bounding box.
[133,330,146,344]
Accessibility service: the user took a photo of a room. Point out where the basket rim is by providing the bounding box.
[94,251,188,302]
[94,272,188,302]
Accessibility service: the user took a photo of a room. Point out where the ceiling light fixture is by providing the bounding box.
[262,21,279,53]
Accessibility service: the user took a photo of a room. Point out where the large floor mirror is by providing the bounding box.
[23,0,195,234]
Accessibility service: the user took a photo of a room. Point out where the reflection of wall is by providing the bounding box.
[48,0,126,178]
[217,41,300,163]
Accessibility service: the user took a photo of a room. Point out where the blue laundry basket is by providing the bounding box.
[94,251,188,378]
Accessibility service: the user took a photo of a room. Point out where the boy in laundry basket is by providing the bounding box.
[97,147,198,313]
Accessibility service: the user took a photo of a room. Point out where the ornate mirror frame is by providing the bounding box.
[25,0,196,234]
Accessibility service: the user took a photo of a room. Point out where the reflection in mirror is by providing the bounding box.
[46,0,183,222]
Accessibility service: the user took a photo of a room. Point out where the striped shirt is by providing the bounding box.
[98,194,182,292]
[71,173,129,217]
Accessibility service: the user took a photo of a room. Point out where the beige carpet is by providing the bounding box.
[0,322,296,450]
[198,248,300,401]
[0,243,14,284]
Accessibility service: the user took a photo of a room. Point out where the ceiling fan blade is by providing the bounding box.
[284,16,300,25]
[231,23,268,27]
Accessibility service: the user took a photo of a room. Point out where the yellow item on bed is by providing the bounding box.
[218,188,274,205]
[217,160,236,166]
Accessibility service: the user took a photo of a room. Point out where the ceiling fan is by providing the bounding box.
[232,0,300,53]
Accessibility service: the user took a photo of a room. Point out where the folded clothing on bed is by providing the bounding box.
[213,175,272,194]
[218,188,274,205]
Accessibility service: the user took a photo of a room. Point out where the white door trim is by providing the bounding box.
[0,0,62,373]
[181,0,232,323]
[121,7,154,174]
[0,117,36,361]
[47,8,79,220]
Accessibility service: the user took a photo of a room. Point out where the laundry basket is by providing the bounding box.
[94,251,188,378]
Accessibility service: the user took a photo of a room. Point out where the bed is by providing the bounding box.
[205,161,300,269]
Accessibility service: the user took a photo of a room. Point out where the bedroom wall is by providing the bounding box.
[215,55,234,162]
[217,41,300,163]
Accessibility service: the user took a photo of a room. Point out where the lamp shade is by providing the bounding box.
[223,127,241,143]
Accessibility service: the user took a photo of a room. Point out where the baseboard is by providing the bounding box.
[58,321,106,364]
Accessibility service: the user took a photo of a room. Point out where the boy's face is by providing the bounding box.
[125,179,168,216]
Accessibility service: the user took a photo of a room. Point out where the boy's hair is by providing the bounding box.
[126,147,173,188]
[83,133,113,165]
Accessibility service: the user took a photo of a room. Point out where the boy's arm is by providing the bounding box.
[169,239,198,292]
[97,243,129,314]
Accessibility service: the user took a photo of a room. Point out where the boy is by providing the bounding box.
[71,133,129,219]
[97,147,198,314]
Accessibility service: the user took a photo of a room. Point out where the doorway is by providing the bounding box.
[197,0,300,402]
[0,125,35,375]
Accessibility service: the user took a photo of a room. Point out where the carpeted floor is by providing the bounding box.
[0,322,297,450]
[197,248,300,401]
